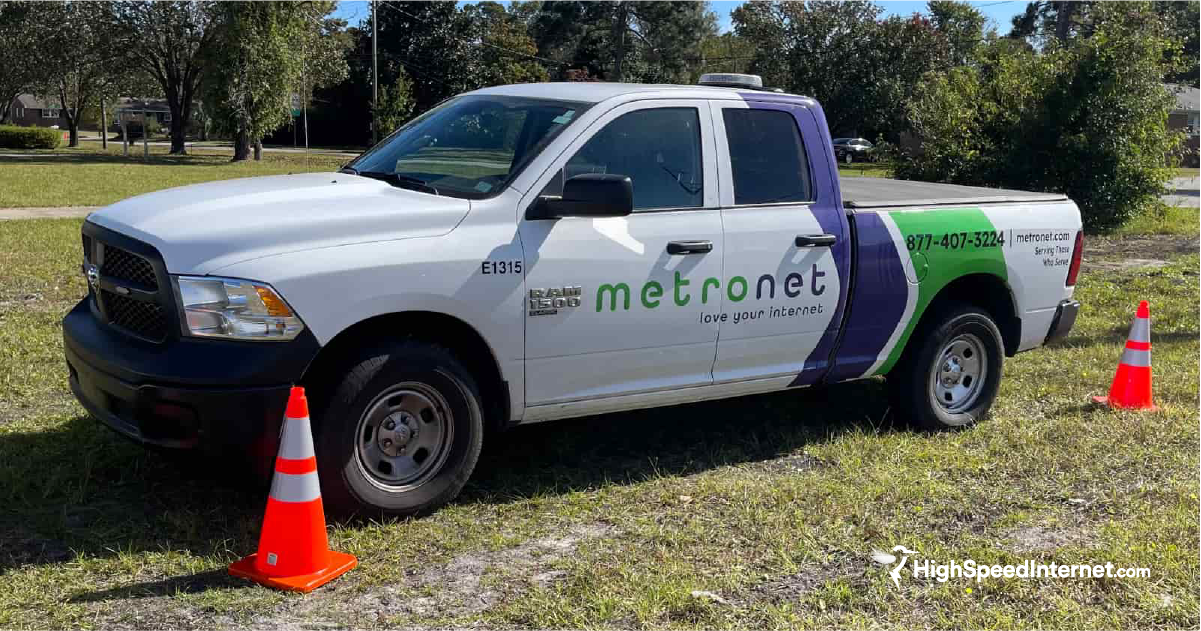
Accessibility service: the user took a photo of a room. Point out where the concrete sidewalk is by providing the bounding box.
[0,207,98,220]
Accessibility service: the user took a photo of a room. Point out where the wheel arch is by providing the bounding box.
[917,273,1021,357]
[301,311,511,432]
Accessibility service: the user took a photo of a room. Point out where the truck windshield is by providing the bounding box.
[345,95,590,199]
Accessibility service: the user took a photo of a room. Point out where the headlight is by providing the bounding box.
[174,275,305,341]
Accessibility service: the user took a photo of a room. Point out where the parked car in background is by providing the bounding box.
[832,137,874,163]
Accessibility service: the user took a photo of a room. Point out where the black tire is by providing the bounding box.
[843,152,853,164]
[313,340,484,517]
[888,303,1004,430]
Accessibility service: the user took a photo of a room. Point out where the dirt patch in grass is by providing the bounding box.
[750,451,832,475]
[247,523,616,628]
[1003,524,1097,553]
[745,552,869,604]
[1082,235,1197,271]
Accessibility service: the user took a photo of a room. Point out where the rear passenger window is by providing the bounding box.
[547,107,704,211]
[722,109,812,205]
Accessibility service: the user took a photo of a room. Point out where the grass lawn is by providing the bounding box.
[837,161,892,178]
[1117,206,1200,236]
[0,145,349,208]
[0,217,1196,629]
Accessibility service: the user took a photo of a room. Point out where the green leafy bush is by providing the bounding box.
[895,3,1184,233]
[0,125,62,149]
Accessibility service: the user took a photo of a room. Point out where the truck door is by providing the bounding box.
[518,100,723,406]
[709,98,851,385]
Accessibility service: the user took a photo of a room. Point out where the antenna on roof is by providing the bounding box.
[698,73,762,89]
[697,73,782,93]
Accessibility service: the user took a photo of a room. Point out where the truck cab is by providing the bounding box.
[64,75,1082,515]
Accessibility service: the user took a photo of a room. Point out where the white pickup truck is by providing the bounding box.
[64,75,1082,515]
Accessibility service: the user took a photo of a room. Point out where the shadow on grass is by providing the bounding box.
[66,569,252,602]
[1,378,897,576]
[466,378,896,502]
[0,414,266,573]
[1049,327,1199,350]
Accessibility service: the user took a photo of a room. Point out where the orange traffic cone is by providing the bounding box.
[1092,300,1157,410]
[229,387,357,592]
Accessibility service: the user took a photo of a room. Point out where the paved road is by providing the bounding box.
[1162,174,1199,208]
[0,207,98,220]
[78,137,362,158]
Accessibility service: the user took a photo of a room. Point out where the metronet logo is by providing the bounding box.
[871,546,1151,588]
[595,265,828,312]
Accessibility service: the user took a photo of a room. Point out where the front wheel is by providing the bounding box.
[888,304,1004,430]
[314,341,484,517]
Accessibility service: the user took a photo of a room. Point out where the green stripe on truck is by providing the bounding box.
[877,207,1008,374]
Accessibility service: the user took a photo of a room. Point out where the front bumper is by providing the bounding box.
[1044,299,1081,345]
[63,297,320,461]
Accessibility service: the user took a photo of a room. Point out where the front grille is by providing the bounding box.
[83,229,171,343]
[101,289,167,341]
[100,246,158,290]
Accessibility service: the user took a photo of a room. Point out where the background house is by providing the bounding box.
[110,97,172,132]
[6,94,71,128]
[1167,84,1199,167]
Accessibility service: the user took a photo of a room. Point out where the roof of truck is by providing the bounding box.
[841,177,1069,209]
[467,81,808,104]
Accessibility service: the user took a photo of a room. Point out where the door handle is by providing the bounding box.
[795,234,837,247]
[666,240,713,255]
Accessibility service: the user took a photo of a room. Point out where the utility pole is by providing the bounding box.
[371,0,378,145]
[100,98,107,150]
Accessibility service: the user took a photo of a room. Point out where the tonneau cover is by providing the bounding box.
[841,176,1068,209]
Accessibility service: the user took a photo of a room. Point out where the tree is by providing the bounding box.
[374,1,479,114]
[733,1,949,139]
[899,2,1183,232]
[928,0,988,66]
[0,1,45,124]
[111,1,218,154]
[204,1,343,161]
[30,1,127,147]
[1155,0,1200,87]
[462,1,549,87]
[694,32,756,80]
[529,1,717,83]
[373,68,414,136]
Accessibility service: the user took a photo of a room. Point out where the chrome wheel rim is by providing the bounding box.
[930,333,988,413]
[354,382,453,491]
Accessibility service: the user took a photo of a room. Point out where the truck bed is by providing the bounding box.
[841,176,1067,210]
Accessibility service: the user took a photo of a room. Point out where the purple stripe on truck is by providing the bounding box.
[737,93,852,386]
[824,212,909,382]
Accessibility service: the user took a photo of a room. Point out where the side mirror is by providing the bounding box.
[529,173,633,220]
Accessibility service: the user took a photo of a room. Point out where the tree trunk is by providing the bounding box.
[253,140,262,160]
[232,128,251,161]
[610,3,628,82]
[168,100,188,154]
[68,121,79,148]
[1053,0,1076,41]
[100,99,108,150]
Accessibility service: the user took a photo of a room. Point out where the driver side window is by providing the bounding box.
[542,107,704,211]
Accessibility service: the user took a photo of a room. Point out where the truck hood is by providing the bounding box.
[86,172,471,274]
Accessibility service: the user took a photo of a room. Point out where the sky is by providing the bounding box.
[333,1,1030,34]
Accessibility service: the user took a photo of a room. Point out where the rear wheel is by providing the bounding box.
[888,303,1003,430]
[843,152,853,164]
[314,341,484,516]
